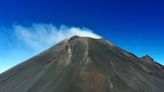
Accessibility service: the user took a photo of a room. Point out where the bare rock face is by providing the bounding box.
[140,55,164,79]
[0,36,164,92]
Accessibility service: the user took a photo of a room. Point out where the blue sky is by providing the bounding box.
[0,0,164,73]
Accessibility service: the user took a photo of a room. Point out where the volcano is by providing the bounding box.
[0,36,164,92]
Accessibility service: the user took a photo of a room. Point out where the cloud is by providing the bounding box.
[14,23,101,50]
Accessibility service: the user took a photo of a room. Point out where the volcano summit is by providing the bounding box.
[0,36,164,92]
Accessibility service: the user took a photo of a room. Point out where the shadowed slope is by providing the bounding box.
[0,36,164,92]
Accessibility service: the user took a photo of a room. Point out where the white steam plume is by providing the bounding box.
[14,23,101,50]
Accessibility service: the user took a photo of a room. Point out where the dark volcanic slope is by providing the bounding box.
[0,36,164,92]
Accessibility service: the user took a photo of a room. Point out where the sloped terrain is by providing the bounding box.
[0,36,164,92]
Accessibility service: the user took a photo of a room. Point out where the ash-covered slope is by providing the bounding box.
[0,36,164,92]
